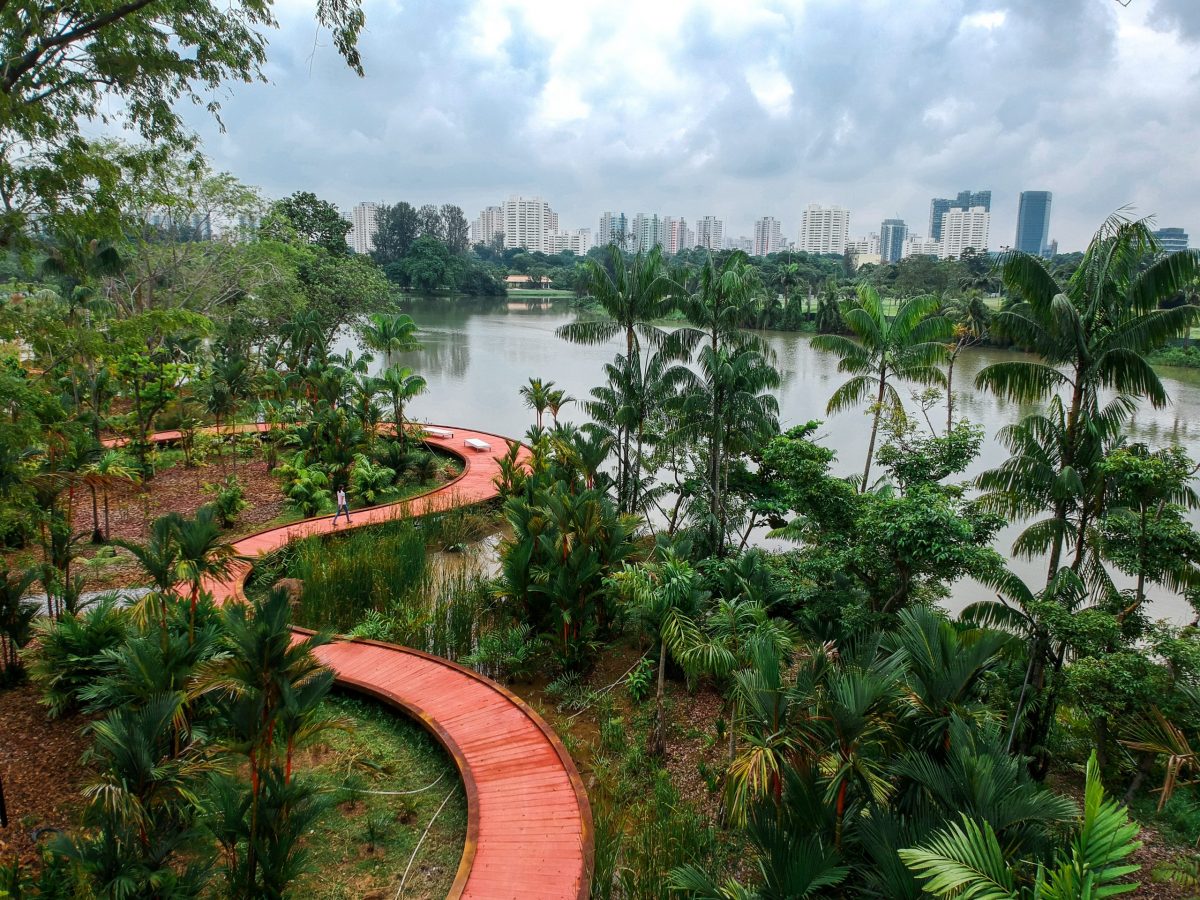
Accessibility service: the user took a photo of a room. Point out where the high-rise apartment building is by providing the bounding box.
[1014,191,1053,256]
[939,207,990,259]
[879,218,908,263]
[1153,227,1190,253]
[798,204,850,254]
[547,228,594,255]
[696,216,724,252]
[470,205,505,245]
[502,195,557,252]
[685,227,696,250]
[753,216,784,256]
[903,235,941,258]
[598,211,628,247]
[631,213,666,253]
[846,233,880,256]
[663,217,689,255]
[347,202,381,254]
[929,189,991,242]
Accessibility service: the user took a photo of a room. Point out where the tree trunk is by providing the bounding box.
[652,639,667,756]
[89,484,103,544]
[862,374,887,492]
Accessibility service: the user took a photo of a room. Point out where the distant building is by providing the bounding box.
[929,189,991,242]
[696,216,724,251]
[879,218,908,263]
[939,207,990,259]
[664,216,689,255]
[505,274,554,289]
[1015,191,1053,256]
[685,226,696,250]
[548,228,594,255]
[753,216,784,256]
[729,235,754,253]
[1153,227,1190,253]
[798,204,850,254]
[846,233,880,256]
[1045,238,1059,257]
[470,205,505,245]
[598,211,628,247]
[903,235,941,258]
[629,214,666,253]
[349,202,382,254]
[502,195,557,252]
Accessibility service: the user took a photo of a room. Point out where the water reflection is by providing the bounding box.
[335,299,1200,623]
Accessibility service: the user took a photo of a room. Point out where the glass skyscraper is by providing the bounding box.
[879,218,908,263]
[1015,191,1053,256]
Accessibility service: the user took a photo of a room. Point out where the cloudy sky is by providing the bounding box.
[184,0,1200,251]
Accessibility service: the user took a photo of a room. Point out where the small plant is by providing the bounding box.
[464,623,543,681]
[546,670,593,712]
[363,811,393,854]
[351,453,395,505]
[203,474,249,528]
[625,656,653,704]
[600,717,626,755]
[276,455,333,518]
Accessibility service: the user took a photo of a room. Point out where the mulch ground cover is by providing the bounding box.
[0,682,93,870]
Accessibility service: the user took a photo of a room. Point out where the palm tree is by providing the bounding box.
[556,244,676,357]
[674,250,767,356]
[116,514,182,633]
[80,449,138,543]
[360,312,420,355]
[609,551,707,755]
[813,284,951,491]
[172,506,234,644]
[676,345,780,552]
[192,588,338,898]
[520,377,555,429]
[975,214,1199,577]
[939,294,991,432]
[901,752,1141,899]
[546,388,574,426]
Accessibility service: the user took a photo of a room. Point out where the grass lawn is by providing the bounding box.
[292,693,467,899]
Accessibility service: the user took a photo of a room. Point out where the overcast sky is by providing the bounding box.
[182,0,1200,251]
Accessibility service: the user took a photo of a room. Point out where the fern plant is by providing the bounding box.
[900,751,1142,899]
[350,453,395,505]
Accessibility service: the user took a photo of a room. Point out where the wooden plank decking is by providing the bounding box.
[122,424,593,899]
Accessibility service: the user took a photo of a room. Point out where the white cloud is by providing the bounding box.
[173,0,1200,250]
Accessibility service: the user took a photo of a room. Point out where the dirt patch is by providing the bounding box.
[0,682,93,869]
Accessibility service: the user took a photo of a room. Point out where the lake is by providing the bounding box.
[333,298,1200,623]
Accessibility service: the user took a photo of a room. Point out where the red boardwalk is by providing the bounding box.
[129,425,593,899]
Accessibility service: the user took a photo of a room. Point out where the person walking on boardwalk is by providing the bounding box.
[333,485,352,526]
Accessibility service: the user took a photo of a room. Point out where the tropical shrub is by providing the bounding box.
[203,473,249,528]
[27,597,129,716]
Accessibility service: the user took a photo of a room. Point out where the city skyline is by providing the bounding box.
[162,2,1200,254]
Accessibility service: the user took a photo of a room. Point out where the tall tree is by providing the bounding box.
[265,191,351,255]
[441,203,470,254]
[370,202,419,264]
[813,285,951,491]
[0,0,365,246]
[976,215,1199,578]
[416,203,444,241]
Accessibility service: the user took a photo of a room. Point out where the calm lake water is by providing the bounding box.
[334,298,1200,624]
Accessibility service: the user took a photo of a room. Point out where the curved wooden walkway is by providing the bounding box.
[126,423,593,899]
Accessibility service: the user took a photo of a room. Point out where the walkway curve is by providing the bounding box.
[116,423,593,899]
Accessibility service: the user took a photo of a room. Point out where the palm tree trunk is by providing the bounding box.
[862,374,887,492]
[89,484,102,544]
[946,351,956,434]
[653,638,667,756]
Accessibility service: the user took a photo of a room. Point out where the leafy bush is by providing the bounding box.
[625,656,654,704]
[406,450,439,484]
[275,454,333,518]
[351,453,395,505]
[203,474,249,528]
[372,439,409,483]
[27,597,129,716]
[463,623,543,681]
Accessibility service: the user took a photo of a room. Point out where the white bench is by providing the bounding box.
[463,437,492,452]
[424,427,454,439]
